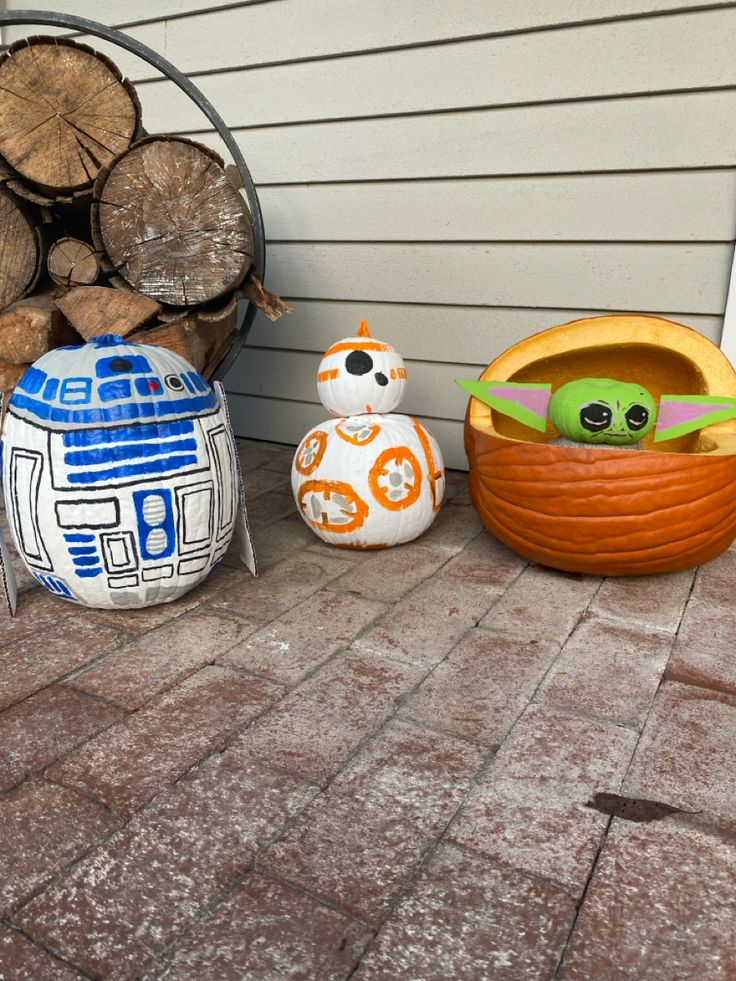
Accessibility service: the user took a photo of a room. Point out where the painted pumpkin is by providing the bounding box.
[292,413,444,547]
[463,314,736,576]
[1,334,239,607]
[317,319,407,417]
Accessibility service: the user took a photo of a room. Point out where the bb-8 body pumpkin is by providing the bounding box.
[1,334,240,608]
[292,322,445,548]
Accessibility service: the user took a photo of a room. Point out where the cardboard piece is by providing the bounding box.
[0,393,18,617]
[215,381,256,576]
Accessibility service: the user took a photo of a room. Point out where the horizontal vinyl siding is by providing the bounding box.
[6,1,736,470]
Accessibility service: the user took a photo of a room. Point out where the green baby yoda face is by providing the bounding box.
[549,378,657,444]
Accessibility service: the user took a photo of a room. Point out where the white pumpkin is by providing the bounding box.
[317,320,407,417]
[1,334,239,608]
[292,413,445,548]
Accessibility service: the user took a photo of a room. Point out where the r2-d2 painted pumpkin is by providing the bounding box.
[292,321,445,548]
[1,334,239,608]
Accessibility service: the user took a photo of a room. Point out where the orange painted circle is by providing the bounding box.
[295,430,328,475]
[368,445,423,511]
[336,418,382,445]
[297,479,369,533]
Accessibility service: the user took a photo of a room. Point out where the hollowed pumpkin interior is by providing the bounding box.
[470,316,736,456]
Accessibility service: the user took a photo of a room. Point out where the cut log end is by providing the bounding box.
[0,188,45,309]
[0,37,141,195]
[93,137,254,306]
[48,238,100,288]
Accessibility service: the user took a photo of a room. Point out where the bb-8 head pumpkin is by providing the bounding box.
[317,320,407,416]
[292,321,445,548]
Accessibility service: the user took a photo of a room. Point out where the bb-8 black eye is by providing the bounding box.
[165,374,185,391]
[345,350,373,375]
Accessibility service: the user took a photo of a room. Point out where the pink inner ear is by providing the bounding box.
[658,400,735,430]
[489,385,551,416]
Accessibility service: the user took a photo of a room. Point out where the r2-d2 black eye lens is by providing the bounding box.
[345,350,373,375]
[108,357,133,373]
[165,374,185,391]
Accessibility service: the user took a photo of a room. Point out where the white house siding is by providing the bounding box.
[4,0,736,468]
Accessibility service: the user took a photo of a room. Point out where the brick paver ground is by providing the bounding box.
[1,437,735,979]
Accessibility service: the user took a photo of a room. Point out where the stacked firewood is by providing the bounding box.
[0,35,286,393]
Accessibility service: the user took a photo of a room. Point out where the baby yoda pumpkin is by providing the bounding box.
[458,314,736,576]
[548,378,657,448]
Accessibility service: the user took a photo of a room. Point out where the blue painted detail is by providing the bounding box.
[63,419,195,448]
[68,545,97,555]
[72,554,101,567]
[181,373,197,393]
[42,378,60,401]
[134,376,163,397]
[134,488,176,560]
[64,532,96,542]
[96,354,153,378]
[17,366,47,394]
[99,379,132,402]
[91,334,125,347]
[60,377,92,405]
[75,567,103,578]
[64,438,198,468]
[11,391,216,424]
[64,437,198,468]
[67,454,199,484]
[36,573,76,598]
[186,371,208,393]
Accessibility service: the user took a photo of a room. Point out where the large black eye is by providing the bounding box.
[625,404,649,431]
[345,350,373,375]
[580,402,612,432]
[109,357,132,373]
[165,373,185,391]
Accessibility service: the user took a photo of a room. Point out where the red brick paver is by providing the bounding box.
[155,873,372,980]
[0,684,125,791]
[262,720,484,924]
[1,781,119,916]
[560,822,736,979]
[666,596,736,695]
[623,681,736,831]
[71,610,257,709]
[536,615,674,730]
[2,442,736,979]
[356,844,577,980]
[447,703,638,895]
[0,925,82,979]
[48,666,282,814]
[16,748,316,980]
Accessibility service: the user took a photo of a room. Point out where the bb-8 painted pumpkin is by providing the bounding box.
[292,322,445,548]
[1,334,240,608]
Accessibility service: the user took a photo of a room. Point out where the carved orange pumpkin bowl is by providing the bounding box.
[464,314,736,576]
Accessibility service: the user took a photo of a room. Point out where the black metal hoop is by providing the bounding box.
[0,9,266,380]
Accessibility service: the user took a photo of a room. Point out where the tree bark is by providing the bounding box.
[92,136,254,306]
[0,188,45,310]
[0,37,141,196]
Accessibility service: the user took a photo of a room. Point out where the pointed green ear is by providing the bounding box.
[457,379,552,433]
[654,394,736,442]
